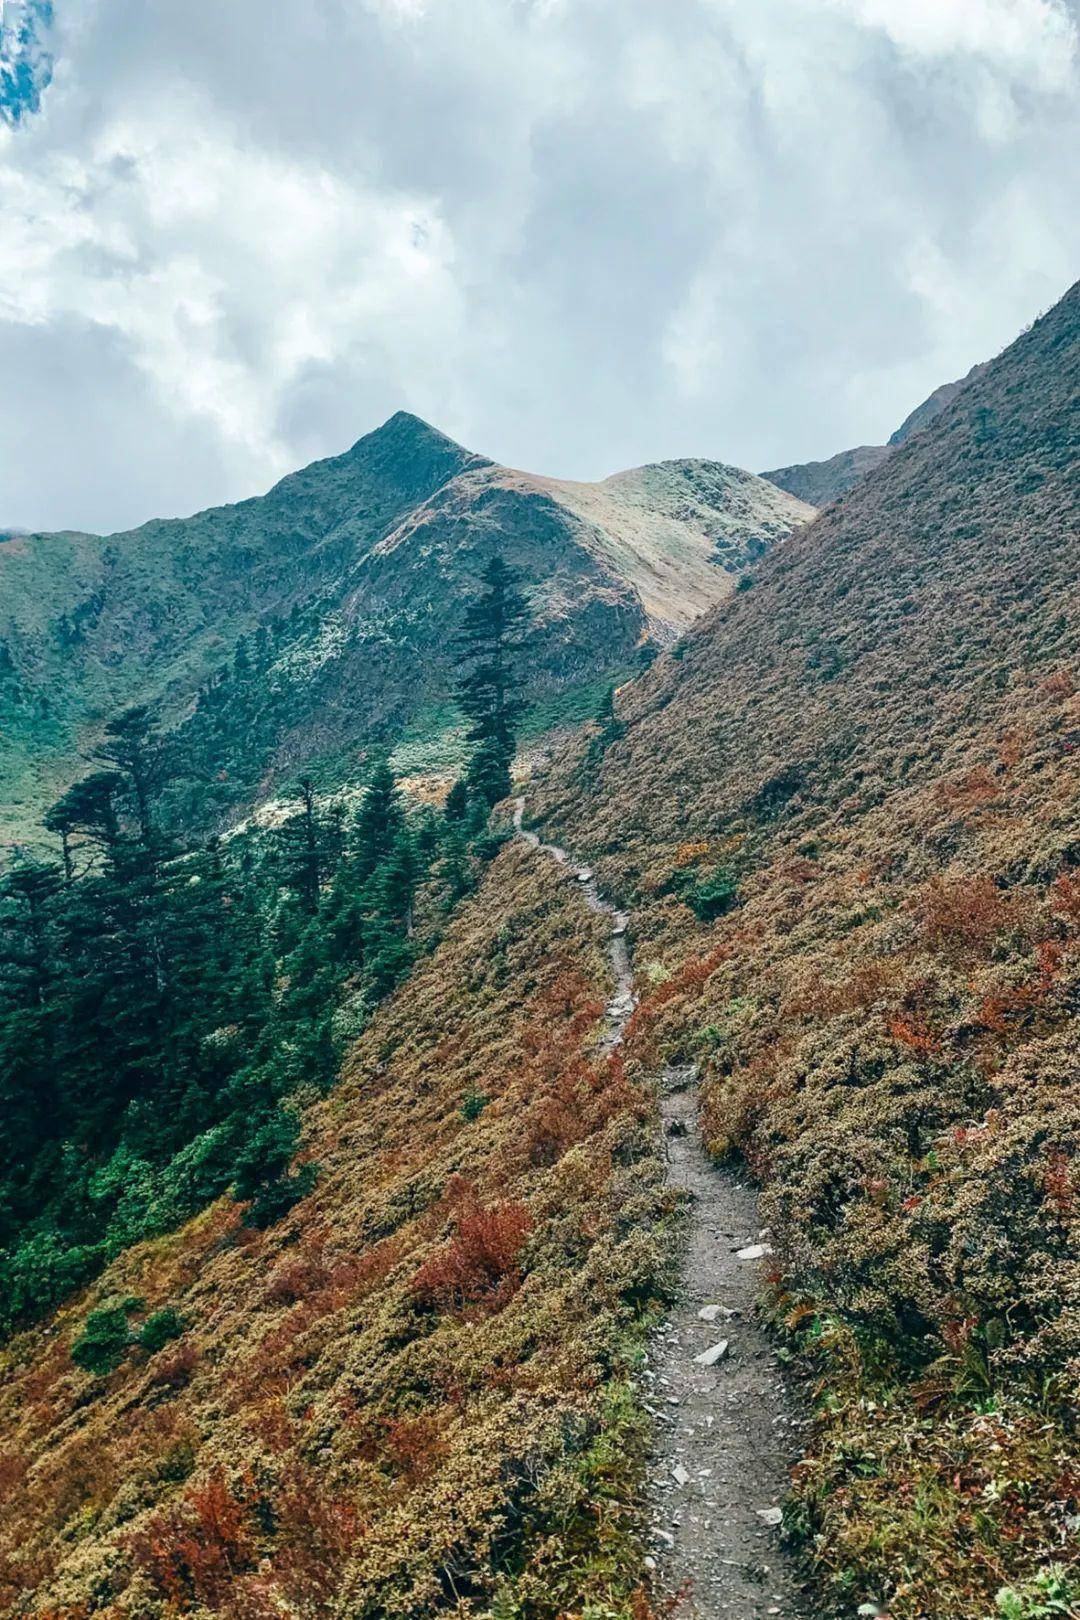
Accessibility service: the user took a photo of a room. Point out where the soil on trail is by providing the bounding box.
[512,800,811,1618]
[512,797,634,1052]
[647,1069,811,1618]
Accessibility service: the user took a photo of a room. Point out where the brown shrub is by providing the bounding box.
[148,1340,199,1389]
[918,874,1017,957]
[128,1469,256,1607]
[382,1412,451,1482]
[264,1253,330,1307]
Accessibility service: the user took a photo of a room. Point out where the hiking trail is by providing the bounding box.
[512,797,812,1618]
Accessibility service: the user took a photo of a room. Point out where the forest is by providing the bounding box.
[0,554,529,1339]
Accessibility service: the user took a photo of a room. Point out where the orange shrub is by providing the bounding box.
[884,1012,941,1056]
[1051,869,1080,925]
[411,1185,532,1316]
[128,1470,256,1607]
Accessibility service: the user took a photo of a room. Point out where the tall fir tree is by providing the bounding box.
[454,553,530,810]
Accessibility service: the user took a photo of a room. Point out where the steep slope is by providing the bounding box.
[533,285,1079,1615]
[0,838,674,1619]
[0,420,811,842]
[0,289,1074,1620]
[762,360,989,505]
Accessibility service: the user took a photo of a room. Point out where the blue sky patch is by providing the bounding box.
[1,1,54,125]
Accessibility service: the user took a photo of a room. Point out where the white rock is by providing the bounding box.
[755,1506,783,1527]
[698,1303,724,1321]
[672,1464,691,1486]
[694,1340,730,1366]
[737,1242,772,1260]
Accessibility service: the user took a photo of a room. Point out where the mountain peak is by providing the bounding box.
[351,410,474,461]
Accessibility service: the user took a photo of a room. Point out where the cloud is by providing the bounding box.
[0,0,1077,531]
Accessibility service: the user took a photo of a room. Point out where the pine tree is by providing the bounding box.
[274,777,326,916]
[454,554,530,809]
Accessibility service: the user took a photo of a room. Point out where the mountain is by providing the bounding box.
[0,289,1074,1620]
[0,416,812,843]
[762,360,989,505]
[532,285,1079,1614]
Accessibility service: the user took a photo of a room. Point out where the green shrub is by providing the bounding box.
[994,1566,1079,1619]
[461,1089,490,1122]
[683,869,739,922]
[71,1299,140,1376]
[137,1306,186,1354]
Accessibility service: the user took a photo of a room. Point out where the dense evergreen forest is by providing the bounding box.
[0,555,529,1336]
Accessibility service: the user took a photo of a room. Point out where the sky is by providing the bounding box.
[1,0,1078,535]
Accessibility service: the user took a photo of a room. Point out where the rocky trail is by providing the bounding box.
[512,798,812,1618]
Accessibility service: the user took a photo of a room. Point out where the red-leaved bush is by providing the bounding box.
[411,1181,532,1316]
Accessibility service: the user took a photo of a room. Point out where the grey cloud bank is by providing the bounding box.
[1,0,1078,534]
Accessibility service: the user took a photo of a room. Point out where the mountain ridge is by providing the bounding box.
[0,420,811,843]
[762,359,991,506]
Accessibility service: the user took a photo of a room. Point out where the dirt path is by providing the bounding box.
[513,798,812,1618]
[646,1069,811,1618]
[512,797,635,1052]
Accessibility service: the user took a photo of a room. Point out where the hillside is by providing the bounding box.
[0,418,811,843]
[534,284,1079,1614]
[763,361,988,506]
[1,285,1074,1620]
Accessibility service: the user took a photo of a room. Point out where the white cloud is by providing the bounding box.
[0,0,1077,532]
[827,0,1076,83]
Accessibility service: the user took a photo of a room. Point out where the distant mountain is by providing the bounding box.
[0,414,812,841]
[762,360,989,505]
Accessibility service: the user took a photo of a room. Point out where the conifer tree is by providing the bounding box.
[454,553,530,809]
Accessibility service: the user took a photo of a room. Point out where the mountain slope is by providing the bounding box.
[0,418,811,842]
[762,360,989,505]
[0,289,1075,1619]
[533,284,1079,1614]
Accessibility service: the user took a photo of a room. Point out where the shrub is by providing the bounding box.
[668,865,740,922]
[461,1088,490,1122]
[138,1307,186,1355]
[995,1565,1079,1618]
[71,1302,138,1376]
[232,1110,317,1228]
[412,1186,532,1316]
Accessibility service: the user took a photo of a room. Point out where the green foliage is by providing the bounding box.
[137,1305,186,1354]
[456,553,530,808]
[0,715,481,1336]
[71,1300,139,1376]
[461,1089,489,1121]
[994,1568,1079,1620]
[672,866,740,921]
